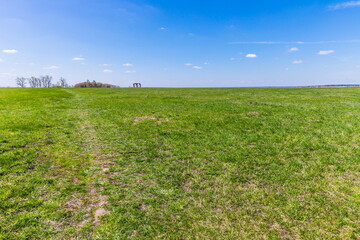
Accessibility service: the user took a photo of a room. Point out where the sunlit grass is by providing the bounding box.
[0,88,359,239]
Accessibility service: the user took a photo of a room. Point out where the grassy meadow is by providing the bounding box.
[0,87,359,239]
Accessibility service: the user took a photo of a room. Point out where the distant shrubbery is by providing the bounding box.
[74,80,118,88]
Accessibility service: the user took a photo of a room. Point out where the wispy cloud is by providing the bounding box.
[2,49,18,54]
[289,47,299,52]
[2,18,23,23]
[230,41,300,45]
[228,40,360,45]
[292,60,303,64]
[192,66,203,70]
[101,64,112,66]
[329,1,360,10]
[0,58,3,62]
[0,72,16,77]
[125,70,136,73]
[123,63,133,67]
[72,57,85,61]
[43,65,60,70]
[103,69,113,73]
[117,2,158,17]
[203,62,210,65]
[246,54,257,58]
[184,63,193,66]
[318,50,335,55]
[159,27,167,31]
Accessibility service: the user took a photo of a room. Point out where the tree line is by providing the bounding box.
[16,76,68,88]
[15,77,119,88]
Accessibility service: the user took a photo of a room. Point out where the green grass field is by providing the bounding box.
[0,88,359,239]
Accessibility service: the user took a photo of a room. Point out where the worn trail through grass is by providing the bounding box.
[65,89,112,228]
[0,89,117,239]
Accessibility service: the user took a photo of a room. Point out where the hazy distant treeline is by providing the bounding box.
[16,76,68,88]
[15,77,119,88]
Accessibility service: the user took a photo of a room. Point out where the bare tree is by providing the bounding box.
[28,77,36,88]
[16,77,27,88]
[35,77,41,88]
[27,75,53,88]
[58,77,68,88]
[40,76,46,87]
[42,75,52,88]
[28,76,41,88]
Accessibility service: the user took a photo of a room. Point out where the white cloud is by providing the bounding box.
[2,49,18,54]
[125,70,136,73]
[289,47,299,52]
[184,63,193,66]
[318,50,335,55]
[101,64,112,66]
[123,63,134,67]
[43,65,60,70]
[192,66,203,70]
[159,27,166,30]
[103,69,113,73]
[246,54,257,58]
[72,57,85,61]
[329,1,360,10]
[292,60,303,64]
[203,62,210,65]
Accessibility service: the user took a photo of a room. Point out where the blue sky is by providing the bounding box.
[1,0,360,87]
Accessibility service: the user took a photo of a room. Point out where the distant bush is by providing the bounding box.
[74,80,118,88]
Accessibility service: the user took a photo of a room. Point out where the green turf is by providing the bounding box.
[0,88,359,239]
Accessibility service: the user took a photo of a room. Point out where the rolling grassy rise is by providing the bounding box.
[0,88,359,239]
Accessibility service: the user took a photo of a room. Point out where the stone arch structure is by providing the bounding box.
[133,83,142,88]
